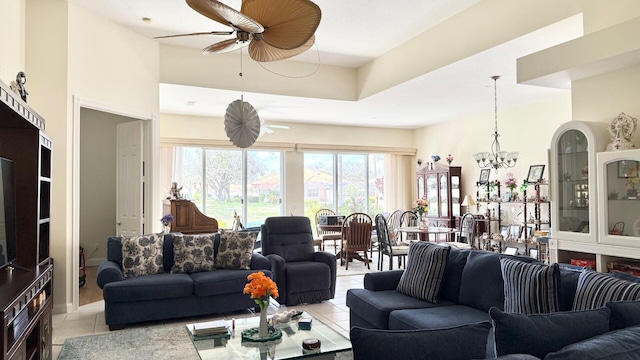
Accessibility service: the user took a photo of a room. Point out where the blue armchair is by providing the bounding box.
[261,216,337,306]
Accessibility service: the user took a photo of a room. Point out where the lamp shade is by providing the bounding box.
[461,195,476,207]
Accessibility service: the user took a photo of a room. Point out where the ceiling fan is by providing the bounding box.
[156,0,322,62]
[260,119,289,136]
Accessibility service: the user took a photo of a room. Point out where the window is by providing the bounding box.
[304,152,385,222]
[174,147,282,228]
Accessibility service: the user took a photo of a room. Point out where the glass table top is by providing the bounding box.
[190,312,351,359]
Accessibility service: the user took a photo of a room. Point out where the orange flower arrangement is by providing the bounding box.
[243,271,278,309]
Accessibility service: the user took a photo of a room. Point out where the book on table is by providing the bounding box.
[186,320,230,337]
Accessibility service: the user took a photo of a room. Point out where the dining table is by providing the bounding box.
[395,226,459,242]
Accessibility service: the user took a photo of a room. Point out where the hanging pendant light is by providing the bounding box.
[224,95,261,148]
[472,75,519,171]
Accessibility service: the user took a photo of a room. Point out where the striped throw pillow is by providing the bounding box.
[396,242,450,303]
[573,269,640,310]
[500,257,559,314]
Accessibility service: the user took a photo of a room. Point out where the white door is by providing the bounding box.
[116,121,144,236]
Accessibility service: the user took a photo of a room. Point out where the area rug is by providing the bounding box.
[58,323,354,360]
[58,324,199,360]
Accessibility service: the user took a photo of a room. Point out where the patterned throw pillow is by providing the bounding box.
[572,269,640,310]
[396,242,450,303]
[500,257,560,314]
[215,231,257,270]
[171,234,215,274]
[121,233,164,278]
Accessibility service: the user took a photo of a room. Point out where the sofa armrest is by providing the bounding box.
[313,251,337,297]
[363,270,404,291]
[250,252,271,271]
[96,260,123,289]
[265,254,287,303]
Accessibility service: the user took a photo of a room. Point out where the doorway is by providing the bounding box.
[72,97,157,310]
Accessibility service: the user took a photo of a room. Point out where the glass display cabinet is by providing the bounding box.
[597,149,640,247]
[416,162,461,228]
[550,121,609,243]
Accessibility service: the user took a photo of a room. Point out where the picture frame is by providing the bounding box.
[508,225,521,239]
[526,164,545,183]
[504,247,518,256]
[529,248,539,260]
[521,225,534,240]
[478,169,490,185]
[618,160,639,178]
[500,225,509,239]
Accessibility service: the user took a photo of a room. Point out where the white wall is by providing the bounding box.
[0,0,25,84]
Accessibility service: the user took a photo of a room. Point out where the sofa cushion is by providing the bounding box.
[346,289,453,330]
[489,306,610,359]
[190,269,271,297]
[285,261,331,293]
[350,322,492,360]
[397,242,450,303]
[170,234,215,274]
[500,258,560,314]
[572,269,640,310]
[459,251,537,312]
[388,305,491,330]
[558,268,581,311]
[606,300,640,331]
[215,231,256,270]
[440,248,470,303]
[545,325,640,360]
[609,270,640,283]
[103,273,193,302]
[121,233,165,278]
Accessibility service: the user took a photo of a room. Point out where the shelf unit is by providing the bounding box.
[475,180,551,261]
[0,78,53,360]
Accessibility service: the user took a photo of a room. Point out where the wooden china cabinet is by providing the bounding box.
[416,162,462,228]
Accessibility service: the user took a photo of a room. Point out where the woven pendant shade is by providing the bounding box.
[224,99,261,148]
[241,0,321,50]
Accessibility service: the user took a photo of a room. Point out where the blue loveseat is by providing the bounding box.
[97,233,271,330]
[347,247,640,359]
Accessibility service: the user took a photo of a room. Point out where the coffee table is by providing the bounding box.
[190,312,351,359]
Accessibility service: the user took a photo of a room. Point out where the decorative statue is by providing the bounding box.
[168,182,183,200]
[606,112,637,151]
[9,71,28,102]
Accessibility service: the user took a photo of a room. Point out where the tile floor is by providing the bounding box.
[51,273,365,359]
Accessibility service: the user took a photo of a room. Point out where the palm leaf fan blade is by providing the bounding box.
[224,99,261,148]
[242,0,321,50]
[187,0,264,34]
[202,38,246,55]
[248,35,314,62]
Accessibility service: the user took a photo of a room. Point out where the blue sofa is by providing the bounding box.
[347,247,640,359]
[97,233,271,330]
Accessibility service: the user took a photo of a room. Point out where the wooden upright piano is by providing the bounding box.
[163,199,219,234]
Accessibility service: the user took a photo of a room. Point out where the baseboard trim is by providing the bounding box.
[86,257,105,267]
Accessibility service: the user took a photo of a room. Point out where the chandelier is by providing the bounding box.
[472,75,519,171]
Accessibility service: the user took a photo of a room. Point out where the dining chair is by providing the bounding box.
[341,213,373,270]
[458,213,476,246]
[375,214,409,270]
[386,209,403,245]
[315,208,342,254]
[399,210,419,243]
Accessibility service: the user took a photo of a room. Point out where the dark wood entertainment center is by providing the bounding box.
[0,79,53,360]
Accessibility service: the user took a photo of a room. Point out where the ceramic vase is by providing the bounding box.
[258,305,268,338]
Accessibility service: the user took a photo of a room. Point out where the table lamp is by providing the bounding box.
[461,195,476,214]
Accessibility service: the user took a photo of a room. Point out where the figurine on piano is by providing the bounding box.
[168,182,183,200]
